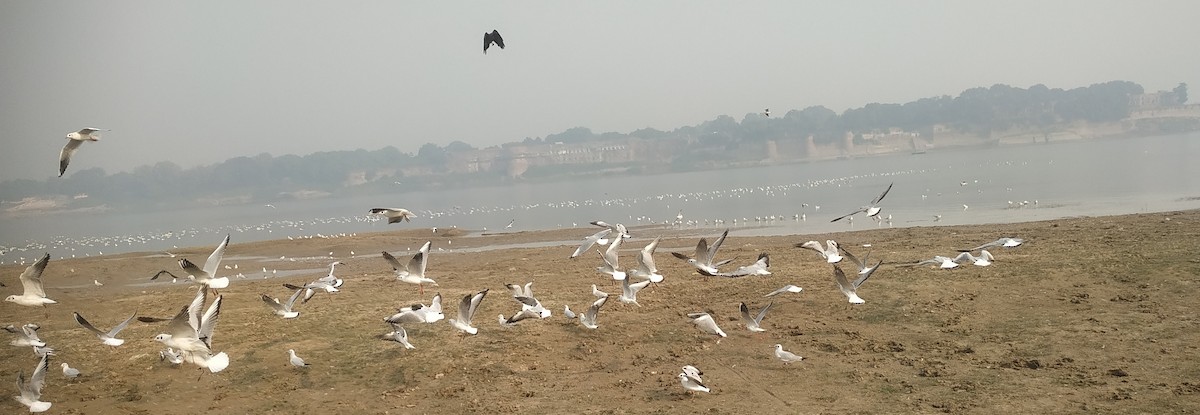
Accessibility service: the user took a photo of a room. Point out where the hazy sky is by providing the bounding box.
[1,1,1197,181]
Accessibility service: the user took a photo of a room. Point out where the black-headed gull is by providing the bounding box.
[687,312,727,338]
[839,245,883,278]
[288,349,309,367]
[60,363,80,378]
[59,127,105,177]
[671,229,734,275]
[774,344,803,364]
[16,353,51,412]
[678,371,710,393]
[959,237,1024,251]
[764,285,803,298]
[73,310,137,346]
[712,253,771,277]
[579,296,608,329]
[570,229,611,259]
[369,208,415,223]
[7,324,46,347]
[798,240,842,263]
[831,182,893,222]
[5,253,56,307]
[152,287,229,372]
[595,234,626,281]
[449,289,489,335]
[261,288,304,319]
[177,235,231,290]
[382,322,415,349]
[833,265,873,304]
[383,241,437,294]
[740,302,773,332]
[628,236,664,283]
[618,276,651,306]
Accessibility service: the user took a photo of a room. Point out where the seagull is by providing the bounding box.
[261,288,304,319]
[618,276,651,306]
[839,245,883,279]
[505,283,551,318]
[386,292,445,325]
[283,262,345,303]
[833,265,873,304]
[570,229,612,259]
[483,29,505,54]
[798,240,842,263]
[903,256,959,269]
[595,234,626,282]
[177,234,231,290]
[953,250,995,266]
[627,236,664,283]
[774,344,804,364]
[60,363,80,378]
[579,296,608,329]
[15,353,52,412]
[682,365,703,382]
[589,221,631,239]
[382,322,415,349]
[831,182,893,222]
[73,310,137,346]
[678,371,710,394]
[92,279,103,287]
[152,287,230,373]
[562,305,577,320]
[591,284,609,299]
[712,253,771,277]
[687,312,727,338]
[33,345,55,358]
[369,208,416,223]
[7,324,46,347]
[740,302,774,332]
[288,349,309,367]
[671,229,735,275]
[59,127,105,177]
[5,253,55,307]
[505,219,515,229]
[383,241,437,294]
[959,237,1024,252]
[764,285,803,298]
[449,289,489,335]
[159,348,183,365]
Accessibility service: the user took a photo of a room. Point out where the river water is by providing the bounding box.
[2,131,1198,263]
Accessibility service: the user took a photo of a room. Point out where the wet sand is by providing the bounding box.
[2,210,1199,414]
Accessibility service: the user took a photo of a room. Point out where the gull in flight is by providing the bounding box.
[382,322,415,349]
[902,256,959,269]
[712,253,771,277]
[449,289,489,335]
[6,253,55,307]
[288,349,309,367]
[774,344,804,364]
[579,296,608,329]
[953,250,994,266]
[369,208,415,223]
[73,310,137,346]
[590,221,631,239]
[833,265,874,304]
[159,348,183,365]
[671,229,734,275]
[678,371,710,394]
[504,282,551,318]
[149,270,179,283]
[7,324,46,347]
[261,288,304,319]
[959,237,1024,252]
[152,287,229,373]
[740,302,774,332]
[383,241,437,294]
[618,276,651,306]
[798,240,842,263]
[688,312,727,339]
[283,261,345,303]
[177,235,231,290]
[15,353,52,412]
[764,285,803,298]
[59,127,106,177]
[831,182,893,222]
[386,292,445,325]
[839,245,883,279]
[570,229,612,259]
[60,363,80,379]
[483,29,505,54]
[627,236,664,283]
[595,234,626,282]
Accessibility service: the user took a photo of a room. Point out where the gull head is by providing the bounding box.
[153,334,172,344]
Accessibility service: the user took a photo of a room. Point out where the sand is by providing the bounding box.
[2,210,1199,414]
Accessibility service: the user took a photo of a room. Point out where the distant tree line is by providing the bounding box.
[0,80,1181,213]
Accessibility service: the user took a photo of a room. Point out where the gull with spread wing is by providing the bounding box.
[671,229,734,275]
[73,311,137,346]
[383,241,437,294]
[177,235,231,290]
[831,182,893,222]
[5,253,55,307]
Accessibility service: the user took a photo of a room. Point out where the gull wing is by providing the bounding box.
[832,265,857,298]
[854,260,883,288]
[283,288,305,309]
[830,207,866,222]
[429,293,443,314]
[638,236,660,273]
[197,295,223,348]
[491,30,504,49]
[150,270,178,280]
[178,258,208,280]
[381,251,404,271]
[73,312,107,337]
[871,182,894,205]
[261,294,285,313]
[706,229,729,266]
[202,235,231,277]
[839,245,865,269]
[572,229,611,258]
[186,287,208,332]
[693,238,709,264]
[19,253,50,298]
[107,310,138,337]
[458,289,489,324]
[59,139,85,176]
[406,251,427,278]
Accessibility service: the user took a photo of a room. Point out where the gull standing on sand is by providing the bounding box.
[688,312,727,338]
[60,363,80,378]
[177,235,231,290]
[449,289,489,335]
[59,128,106,177]
[678,371,710,394]
[369,208,416,223]
[5,253,55,307]
[383,241,437,294]
[288,349,309,367]
[570,229,612,258]
[764,285,803,298]
[833,265,874,304]
[73,311,137,346]
[591,284,609,299]
[831,182,894,222]
[15,353,52,412]
[152,288,229,373]
[261,288,304,319]
[798,240,842,263]
[740,302,774,332]
[579,296,608,329]
[774,344,804,364]
[671,229,734,275]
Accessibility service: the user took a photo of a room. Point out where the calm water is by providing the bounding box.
[2,132,1198,263]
